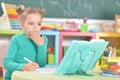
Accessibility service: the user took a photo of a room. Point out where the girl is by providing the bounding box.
[3,5,48,80]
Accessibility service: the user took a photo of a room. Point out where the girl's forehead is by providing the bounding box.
[25,13,42,21]
[26,13,41,18]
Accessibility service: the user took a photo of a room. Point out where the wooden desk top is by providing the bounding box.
[12,69,120,80]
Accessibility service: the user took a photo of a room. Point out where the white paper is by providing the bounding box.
[34,67,56,74]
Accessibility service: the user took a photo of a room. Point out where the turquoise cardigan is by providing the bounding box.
[3,33,48,80]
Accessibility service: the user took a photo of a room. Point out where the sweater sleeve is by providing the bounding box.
[36,36,48,67]
[3,35,24,72]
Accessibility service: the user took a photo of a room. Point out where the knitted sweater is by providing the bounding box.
[3,33,48,80]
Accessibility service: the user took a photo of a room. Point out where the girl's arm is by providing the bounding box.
[36,36,48,67]
[3,35,24,72]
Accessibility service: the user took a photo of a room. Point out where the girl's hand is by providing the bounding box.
[21,62,39,71]
[29,31,44,45]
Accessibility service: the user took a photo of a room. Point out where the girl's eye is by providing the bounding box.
[28,23,33,25]
[38,23,41,26]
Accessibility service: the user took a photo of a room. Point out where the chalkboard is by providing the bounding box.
[0,0,120,20]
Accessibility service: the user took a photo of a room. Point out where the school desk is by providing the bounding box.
[11,69,120,80]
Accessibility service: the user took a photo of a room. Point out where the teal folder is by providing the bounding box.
[55,40,109,76]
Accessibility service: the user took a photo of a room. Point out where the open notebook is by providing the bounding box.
[34,39,109,75]
[55,39,109,75]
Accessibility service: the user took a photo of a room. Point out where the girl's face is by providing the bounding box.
[21,13,42,36]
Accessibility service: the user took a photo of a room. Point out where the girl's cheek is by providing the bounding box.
[28,28,33,32]
[37,27,41,31]
[25,28,32,35]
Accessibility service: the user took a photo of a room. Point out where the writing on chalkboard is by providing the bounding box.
[49,0,60,7]
[1,0,120,19]
[116,1,120,7]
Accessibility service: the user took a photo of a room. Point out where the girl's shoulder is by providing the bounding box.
[10,33,24,41]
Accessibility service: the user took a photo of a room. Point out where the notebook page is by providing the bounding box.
[34,67,56,74]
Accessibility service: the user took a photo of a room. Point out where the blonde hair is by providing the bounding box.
[16,5,44,23]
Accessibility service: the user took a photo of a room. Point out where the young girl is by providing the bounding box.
[3,6,48,80]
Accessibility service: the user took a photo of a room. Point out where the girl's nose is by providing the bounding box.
[34,24,37,29]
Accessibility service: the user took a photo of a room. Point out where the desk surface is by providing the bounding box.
[12,69,120,80]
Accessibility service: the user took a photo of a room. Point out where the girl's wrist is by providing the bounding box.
[38,36,44,45]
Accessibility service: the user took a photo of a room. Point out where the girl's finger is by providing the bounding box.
[31,62,39,67]
[30,31,39,38]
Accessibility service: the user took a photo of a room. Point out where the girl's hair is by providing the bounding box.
[16,5,44,23]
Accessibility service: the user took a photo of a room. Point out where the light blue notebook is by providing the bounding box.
[55,40,109,76]
[101,72,120,78]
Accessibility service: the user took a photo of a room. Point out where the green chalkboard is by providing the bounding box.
[0,0,120,20]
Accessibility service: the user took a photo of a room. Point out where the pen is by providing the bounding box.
[24,57,39,68]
